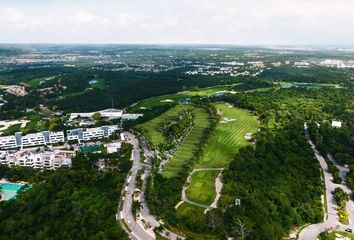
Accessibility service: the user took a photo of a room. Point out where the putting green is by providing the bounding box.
[186,170,220,206]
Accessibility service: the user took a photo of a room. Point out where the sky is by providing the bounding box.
[0,0,354,45]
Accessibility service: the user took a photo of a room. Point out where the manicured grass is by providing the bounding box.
[334,231,354,239]
[90,79,106,90]
[185,103,259,205]
[163,108,211,178]
[186,170,220,205]
[28,76,56,88]
[196,103,259,168]
[176,202,205,217]
[129,84,237,112]
[138,105,192,147]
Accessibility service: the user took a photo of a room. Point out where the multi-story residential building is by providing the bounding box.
[21,133,46,147]
[0,131,66,149]
[0,135,18,149]
[67,125,118,142]
[0,125,118,149]
[0,149,74,170]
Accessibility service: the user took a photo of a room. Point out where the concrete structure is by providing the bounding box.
[0,125,118,149]
[68,108,142,121]
[0,135,18,149]
[0,131,65,149]
[69,108,123,120]
[104,142,122,153]
[67,125,118,142]
[0,149,74,170]
[331,120,342,128]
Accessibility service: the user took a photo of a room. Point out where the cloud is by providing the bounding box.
[0,0,354,44]
[72,10,110,28]
[4,7,24,23]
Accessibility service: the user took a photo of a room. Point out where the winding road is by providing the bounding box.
[299,124,353,240]
[118,132,184,240]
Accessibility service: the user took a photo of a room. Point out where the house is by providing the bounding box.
[331,121,342,128]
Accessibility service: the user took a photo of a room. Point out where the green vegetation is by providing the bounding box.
[90,79,106,90]
[163,107,211,178]
[28,76,57,88]
[0,144,133,240]
[186,170,220,205]
[196,103,259,169]
[327,159,342,184]
[129,84,237,112]
[318,232,337,240]
[333,187,349,225]
[185,103,259,206]
[137,105,191,148]
[0,123,21,135]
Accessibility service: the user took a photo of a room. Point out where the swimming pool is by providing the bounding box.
[0,183,24,200]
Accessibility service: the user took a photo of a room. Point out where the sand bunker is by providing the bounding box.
[160,99,174,103]
[219,117,236,124]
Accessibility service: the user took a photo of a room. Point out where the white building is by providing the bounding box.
[67,125,118,142]
[331,121,342,128]
[104,142,122,153]
[0,149,74,170]
[69,108,142,121]
[69,108,123,121]
[121,113,143,120]
[120,133,125,142]
[0,136,18,149]
[0,131,65,150]
[21,133,46,147]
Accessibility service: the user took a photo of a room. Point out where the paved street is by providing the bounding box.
[299,124,353,240]
[117,132,154,240]
[118,132,184,240]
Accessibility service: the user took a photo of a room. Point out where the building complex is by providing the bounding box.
[0,125,119,150]
[0,149,74,170]
[68,108,143,121]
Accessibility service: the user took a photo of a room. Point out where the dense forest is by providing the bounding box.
[217,86,353,239]
[0,144,133,240]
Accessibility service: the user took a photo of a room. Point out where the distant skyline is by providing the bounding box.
[0,0,354,45]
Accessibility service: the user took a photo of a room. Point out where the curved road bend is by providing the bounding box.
[117,132,154,240]
[118,132,184,240]
[299,124,353,240]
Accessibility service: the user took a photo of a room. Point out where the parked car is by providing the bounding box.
[345,228,352,233]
